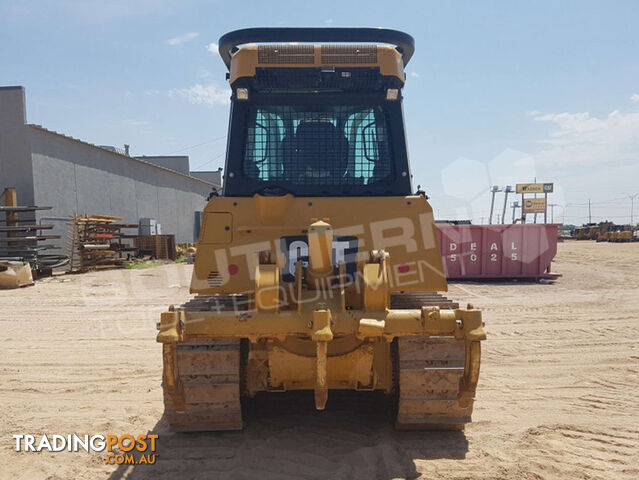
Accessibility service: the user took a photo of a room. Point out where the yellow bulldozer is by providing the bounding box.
[575,221,613,241]
[157,28,486,431]
[609,227,636,242]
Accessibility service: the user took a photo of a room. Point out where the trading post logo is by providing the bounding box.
[13,434,158,465]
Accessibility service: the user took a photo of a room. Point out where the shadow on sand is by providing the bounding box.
[450,278,557,287]
[107,391,469,480]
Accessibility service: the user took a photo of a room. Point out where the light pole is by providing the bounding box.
[511,201,520,224]
[626,193,638,225]
[488,185,502,225]
[501,185,512,224]
[552,204,565,225]
[548,203,558,224]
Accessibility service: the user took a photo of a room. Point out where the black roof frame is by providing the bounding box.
[217,27,415,69]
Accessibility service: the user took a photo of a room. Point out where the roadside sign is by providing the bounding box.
[516,183,553,194]
[522,197,547,214]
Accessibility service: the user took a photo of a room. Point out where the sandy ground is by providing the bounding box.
[1,241,638,480]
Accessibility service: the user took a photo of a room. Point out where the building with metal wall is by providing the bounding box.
[0,86,220,245]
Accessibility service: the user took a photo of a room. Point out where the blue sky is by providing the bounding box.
[1,0,638,225]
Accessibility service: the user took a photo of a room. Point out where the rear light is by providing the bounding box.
[386,88,399,101]
[228,264,239,275]
[236,88,249,101]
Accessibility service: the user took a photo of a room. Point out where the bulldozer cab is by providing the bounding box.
[218,28,414,197]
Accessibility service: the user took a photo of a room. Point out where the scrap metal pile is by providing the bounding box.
[0,188,68,278]
[134,234,176,260]
[69,215,138,271]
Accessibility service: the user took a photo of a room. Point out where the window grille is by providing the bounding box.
[242,105,393,186]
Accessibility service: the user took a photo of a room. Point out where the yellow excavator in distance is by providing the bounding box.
[157,27,486,431]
